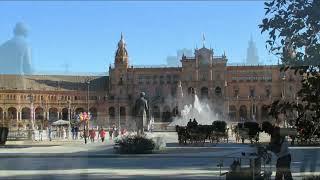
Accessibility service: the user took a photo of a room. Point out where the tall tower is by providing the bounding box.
[246,35,259,65]
[115,33,129,68]
[110,33,130,97]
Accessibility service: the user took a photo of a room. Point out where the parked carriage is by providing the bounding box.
[210,121,229,143]
[175,120,229,145]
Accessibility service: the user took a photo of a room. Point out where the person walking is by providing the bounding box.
[99,128,106,142]
[71,127,75,140]
[83,129,88,144]
[48,126,52,141]
[75,126,79,139]
[109,126,113,140]
[262,122,293,180]
[89,128,96,143]
[113,126,119,138]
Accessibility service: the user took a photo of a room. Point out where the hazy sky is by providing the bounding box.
[0,1,277,74]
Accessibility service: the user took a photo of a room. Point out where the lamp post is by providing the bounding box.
[225,81,229,121]
[86,79,90,131]
[28,94,35,131]
[118,97,121,133]
[68,99,71,139]
[296,97,299,118]
[282,74,286,127]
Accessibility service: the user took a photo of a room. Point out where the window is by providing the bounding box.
[119,76,123,85]
[216,73,221,80]
[266,88,271,97]
[215,87,222,96]
[166,75,171,84]
[173,74,179,83]
[250,88,255,97]
[109,95,115,100]
[160,75,164,84]
[153,75,158,84]
[201,73,207,81]
[138,75,144,84]
[234,89,239,97]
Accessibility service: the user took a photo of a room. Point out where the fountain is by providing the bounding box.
[169,82,219,127]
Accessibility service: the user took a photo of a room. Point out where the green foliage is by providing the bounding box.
[243,122,260,136]
[259,0,320,66]
[303,175,320,180]
[212,121,227,132]
[261,0,320,142]
[115,135,155,154]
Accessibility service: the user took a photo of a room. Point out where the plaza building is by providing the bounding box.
[0,34,301,130]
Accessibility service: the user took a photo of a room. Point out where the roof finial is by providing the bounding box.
[202,32,205,48]
[118,32,126,47]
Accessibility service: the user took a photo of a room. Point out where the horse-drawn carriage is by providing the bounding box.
[233,122,261,144]
[176,120,229,145]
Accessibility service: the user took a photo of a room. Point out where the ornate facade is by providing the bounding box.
[0,34,301,130]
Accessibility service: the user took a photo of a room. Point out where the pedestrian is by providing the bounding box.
[89,128,96,143]
[75,126,79,139]
[83,129,88,144]
[113,126,119,138]
[109,126,113,140]
[39,128,43,141]
[150,118,154,133]
[262,121,293,180]
[48,126,52,141]
[99,128,106,142]
[71,127,75,140]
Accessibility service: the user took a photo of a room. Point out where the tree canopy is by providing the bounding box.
[260,0,320,142]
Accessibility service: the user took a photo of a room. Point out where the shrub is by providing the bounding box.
[114,135,155,154]
[243,122,260,136]
[212,121,227,132]
[304,176,320,180]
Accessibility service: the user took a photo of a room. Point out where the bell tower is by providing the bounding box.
[114,33,129,68]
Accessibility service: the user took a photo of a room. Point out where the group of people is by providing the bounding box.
[187,118,198,128]
[47,126,69,141]
[81,125,128,144]
[87,128,106,143]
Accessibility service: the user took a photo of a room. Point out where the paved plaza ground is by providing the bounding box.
[0,132,319,179]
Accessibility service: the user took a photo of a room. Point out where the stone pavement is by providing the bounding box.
[0,132,319,179]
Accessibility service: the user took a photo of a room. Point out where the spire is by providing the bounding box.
[202,33,206,48]
[118,32,126,48]
[115,32,129,67]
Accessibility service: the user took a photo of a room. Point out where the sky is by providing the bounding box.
[0,1,277,75]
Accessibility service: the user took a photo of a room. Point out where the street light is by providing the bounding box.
[118,97,121,133]
[282,74,286,127]
[296,97,299,118]
[67,99,71,139]
[86,78,90,131]
[28,94,35,131]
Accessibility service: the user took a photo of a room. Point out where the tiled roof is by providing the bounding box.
[0,74,108,91]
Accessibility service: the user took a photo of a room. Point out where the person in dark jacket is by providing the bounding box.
[262,121,293,180]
